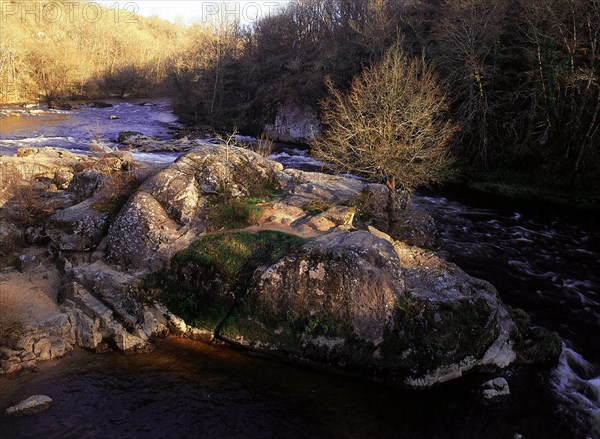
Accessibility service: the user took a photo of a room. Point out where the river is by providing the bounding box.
[0,100,598,438]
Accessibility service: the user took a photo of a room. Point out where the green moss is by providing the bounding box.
[157,231,307,330]
[382,297,497,376]
[206,197,271,230]
[302,200,333,215]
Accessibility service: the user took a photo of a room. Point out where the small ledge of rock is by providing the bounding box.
[5,395,53,416]
[481,377,510,402]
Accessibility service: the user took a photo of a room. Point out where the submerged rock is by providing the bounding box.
[481,377,510,401]
[5,395,53,416]
[88,101,113,108]
[48,100,72,110]
[117,131,145,143]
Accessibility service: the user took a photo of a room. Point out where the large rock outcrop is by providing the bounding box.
[163,227,517,388]
[107,144,283,270]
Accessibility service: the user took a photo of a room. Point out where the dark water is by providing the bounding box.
[413,194,600,438]
[0,102,599,438]
[0,338,574,439]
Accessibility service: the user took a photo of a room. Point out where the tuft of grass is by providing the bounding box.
[302,199,333,215]
[520,327,563,366]
[206,197,271,231]
[256,132,274,158]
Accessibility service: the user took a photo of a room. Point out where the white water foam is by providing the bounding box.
[552,345,600,438]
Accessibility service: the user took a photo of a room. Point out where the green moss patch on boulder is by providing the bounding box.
[157,231,306,331]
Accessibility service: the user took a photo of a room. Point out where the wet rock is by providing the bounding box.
[48,100,72,110]
[45,199,112,251]
[212,228,518,388]
[5,395,53,416]
[88,101,113,108]
[481,377,510,402]
[117,131,145,143]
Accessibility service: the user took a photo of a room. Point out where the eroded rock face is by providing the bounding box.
[60,262,170,352]
[264,101,321,143]
[216,228,516,388]
[0,313,76,376]
[107,144,283,269]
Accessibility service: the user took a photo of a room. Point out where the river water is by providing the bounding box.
[0,101,598,438]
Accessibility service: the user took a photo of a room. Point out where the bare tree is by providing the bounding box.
[312,43,456,226]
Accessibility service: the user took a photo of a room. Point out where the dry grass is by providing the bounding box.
[256,132,274,158]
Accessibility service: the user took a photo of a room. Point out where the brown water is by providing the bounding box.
[0,337,574,439]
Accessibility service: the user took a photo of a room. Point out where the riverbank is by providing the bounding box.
[448,170,600,214]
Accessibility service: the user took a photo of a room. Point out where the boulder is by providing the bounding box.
[481,377,510,402]
[67,170,110,202]
[5,395,53,416]
[213,228,517,388]
[107,144,283,269]
[45,198,112,251]
[269,169,436,245]
[119,137,196,153]
[88,101,113,108]
[0,148,93,184]
[117,131,145,143]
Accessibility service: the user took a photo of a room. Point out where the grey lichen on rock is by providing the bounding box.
[107,143,284,270]
[45,198,112,251]
[178,227,519,388]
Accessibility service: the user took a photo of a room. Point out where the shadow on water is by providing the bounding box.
[0,337,575,439]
